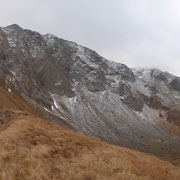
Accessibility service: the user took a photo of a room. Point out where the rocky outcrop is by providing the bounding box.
[170,78,180,92]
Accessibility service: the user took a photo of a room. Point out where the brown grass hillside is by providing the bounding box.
[0,85,179,180]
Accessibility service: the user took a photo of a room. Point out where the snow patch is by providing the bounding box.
[8,88,12,93]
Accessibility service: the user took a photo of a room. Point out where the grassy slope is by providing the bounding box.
[0,86,179,180]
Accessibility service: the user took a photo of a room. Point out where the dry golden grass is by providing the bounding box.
[0,109,179,180]
[0,84,179,180]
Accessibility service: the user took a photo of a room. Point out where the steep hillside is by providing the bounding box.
[133,68,180,137]
[0,24,180,161]
[0,86,179,180]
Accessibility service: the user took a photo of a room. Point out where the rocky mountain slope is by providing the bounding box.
[0,84,179,180]
[0,24,180,161]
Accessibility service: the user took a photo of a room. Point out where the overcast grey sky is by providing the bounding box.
[1,0,180,75]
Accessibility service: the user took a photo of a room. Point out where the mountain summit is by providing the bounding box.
[0,25,180,160]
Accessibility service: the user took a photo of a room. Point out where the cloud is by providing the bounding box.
[0,0,180,75]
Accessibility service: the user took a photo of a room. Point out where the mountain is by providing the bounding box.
[0,24,180,162]
[0,82,180,179]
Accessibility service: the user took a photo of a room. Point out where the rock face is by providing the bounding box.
[0,24,180,160]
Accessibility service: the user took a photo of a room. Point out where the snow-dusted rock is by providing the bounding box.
[0,24,180,160]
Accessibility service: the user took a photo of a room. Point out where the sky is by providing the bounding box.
[1,0,180,75]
